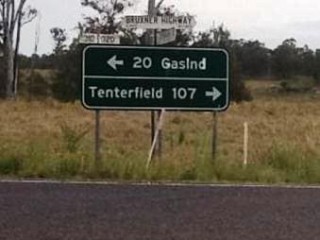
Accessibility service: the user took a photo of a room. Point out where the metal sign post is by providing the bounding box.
[95,109,101,168]
[212,111,218,161]
[80,32,121,170]
[95,36,101,171]
[148,0,157,159]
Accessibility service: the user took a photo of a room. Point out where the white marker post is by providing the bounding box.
[243,122,249,166]
[147,108,166,169]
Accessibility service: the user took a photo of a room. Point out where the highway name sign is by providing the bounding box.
[122,15,196,29]
[82,46,229,111]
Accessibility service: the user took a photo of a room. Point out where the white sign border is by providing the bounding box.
[82,45,230,112]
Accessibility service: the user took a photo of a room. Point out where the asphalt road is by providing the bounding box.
[1,181,320,240]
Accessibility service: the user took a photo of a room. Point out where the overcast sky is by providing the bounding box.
[20,0,320,55]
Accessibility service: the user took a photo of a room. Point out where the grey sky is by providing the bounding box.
[20,0,320,55]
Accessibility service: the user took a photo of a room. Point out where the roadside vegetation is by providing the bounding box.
[1,80,320,184]
[1,0,320,184]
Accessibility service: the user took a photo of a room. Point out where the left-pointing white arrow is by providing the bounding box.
[107,55,124,70]
[205,87,222,101]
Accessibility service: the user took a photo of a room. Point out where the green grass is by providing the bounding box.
[1,78,320,184]
[1,138,320,185]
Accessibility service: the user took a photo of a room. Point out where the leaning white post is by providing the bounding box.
[243,122,249,166]
[147,109,166,169]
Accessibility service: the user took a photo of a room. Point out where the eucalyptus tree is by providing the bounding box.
[51,0,137,101]
[80,0,138,44]
[0,0,36,98]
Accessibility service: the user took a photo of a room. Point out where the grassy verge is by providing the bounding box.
[1,80,320,184]
[1,137,320,185]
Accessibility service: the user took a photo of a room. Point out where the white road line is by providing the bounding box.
[1,179,320,190]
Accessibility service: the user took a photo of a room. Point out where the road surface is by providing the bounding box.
[1,181,320,240]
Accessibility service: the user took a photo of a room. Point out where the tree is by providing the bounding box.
[81,0,133,34]
[298,45,315,77]
[314,49,320,83]
[233,40,270,78]
[192,24,231,48]
[155,4,194,47]
[51,40,81,102]
[51,0,136,102]
[0,0,36,98]
[50,27,67,55]
[272,38,300,79]
[193,24,252,102]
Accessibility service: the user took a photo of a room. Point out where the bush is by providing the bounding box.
[262,143,320,184]
[280,76,315,93]
[24,71,51,98]
[0,156,22,175]
[59,122,90,153]
[230,55,253,102]
[51,42,82,102]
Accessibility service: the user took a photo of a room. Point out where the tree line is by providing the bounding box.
[1,0,320,101]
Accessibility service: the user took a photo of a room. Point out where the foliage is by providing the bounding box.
[272,39,299,79]
[232,39,271,78]
[0,57,4,91]
[59,122,90,153]
[51,41,82,102]
[279,76,315,93]
[0,0,37,98]
[80,0,133,34]
[25,71,50,98]
[0,154,22,175]
[271,39,319,81]
[155,4,194,47]
[260,143,320,184]
[193,24,252,102]
[314,50,320,83]
[49,27,79,102]
[49,0,138,102]
[18,53,55,69]
[50,28,67,55]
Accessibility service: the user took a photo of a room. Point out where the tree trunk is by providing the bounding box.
[4,38,15,99]
[13,10,23,98]
[0,55,6,98]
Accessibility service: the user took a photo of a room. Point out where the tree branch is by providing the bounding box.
[21,7,37,25]
[13,9,23,97]
[156,0,165,10]
[0,1,5,38]
[13,0,26,32]
[9,0,16,36]
[4,0,10,41]
[0,0,4,20]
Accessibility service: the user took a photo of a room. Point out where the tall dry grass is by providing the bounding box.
[1,80,320,183]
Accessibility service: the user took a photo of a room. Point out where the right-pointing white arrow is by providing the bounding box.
[205,87,222,101]
[107,55,124,71]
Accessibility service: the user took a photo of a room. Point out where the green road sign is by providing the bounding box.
[82,46,229,111]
